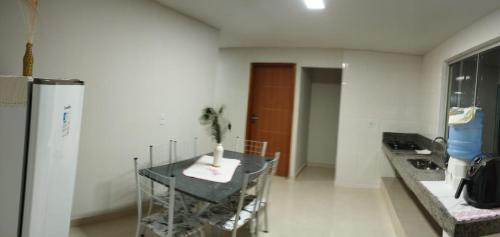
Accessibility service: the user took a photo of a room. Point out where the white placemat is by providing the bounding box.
[421,181,500,222]
[182,155,241,183]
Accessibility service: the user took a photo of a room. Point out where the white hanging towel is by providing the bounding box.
[448,107,480,125]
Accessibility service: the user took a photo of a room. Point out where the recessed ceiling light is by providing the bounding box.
[303,0,325,10]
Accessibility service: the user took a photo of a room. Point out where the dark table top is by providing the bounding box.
[139,150,267,204]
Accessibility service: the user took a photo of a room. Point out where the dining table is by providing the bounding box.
[138,150,269,204]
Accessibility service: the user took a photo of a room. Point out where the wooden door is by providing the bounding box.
[246,63,295,177]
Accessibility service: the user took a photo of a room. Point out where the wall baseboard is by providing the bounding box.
[307,162,335,169]
[293,163,307,178]
[71,204,137,227]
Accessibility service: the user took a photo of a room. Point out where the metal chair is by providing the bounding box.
[171,137,200,161]
[150,138,199,166]
[133,156,205,237]
[260,152,281,233]
[199,163,269,237]
[228,152,281,234]
[235,136,268,156]
[145,141,198,214]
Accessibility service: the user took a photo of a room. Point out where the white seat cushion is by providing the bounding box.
[142,211,203,237]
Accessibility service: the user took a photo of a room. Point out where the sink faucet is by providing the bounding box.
[432,137,449,168]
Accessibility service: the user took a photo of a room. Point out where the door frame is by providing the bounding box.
[245,63,296,177]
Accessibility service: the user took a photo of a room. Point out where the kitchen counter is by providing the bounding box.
[383,133,500,237]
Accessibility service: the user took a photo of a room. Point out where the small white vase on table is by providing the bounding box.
[213,143,224,167]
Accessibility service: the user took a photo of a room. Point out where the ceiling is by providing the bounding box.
[157,0,500,55]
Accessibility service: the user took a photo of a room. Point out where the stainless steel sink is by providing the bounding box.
[407,159,442,171]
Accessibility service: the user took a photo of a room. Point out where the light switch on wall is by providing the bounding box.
[160,113,166,126]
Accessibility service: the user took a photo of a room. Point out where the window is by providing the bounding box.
[446,45,500,153]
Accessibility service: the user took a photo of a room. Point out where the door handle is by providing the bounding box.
[251,114,259,124]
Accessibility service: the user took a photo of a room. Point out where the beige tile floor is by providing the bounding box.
[70,167,396,237]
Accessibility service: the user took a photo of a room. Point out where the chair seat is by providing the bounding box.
[153,193,199,213]
[242,197,265,212]
[199,195,262,231]
[229,195,265,212]
[142,211,204,237]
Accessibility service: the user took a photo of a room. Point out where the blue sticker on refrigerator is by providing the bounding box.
[62,105,72,137]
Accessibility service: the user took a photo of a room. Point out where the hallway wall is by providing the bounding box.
[306,69,342,167]
[295,69,313,173]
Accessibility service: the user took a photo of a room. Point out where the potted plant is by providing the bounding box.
[200,106,231,167]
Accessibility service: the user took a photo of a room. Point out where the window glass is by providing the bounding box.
[476,48,500,153]
[448,62,461,108]
[447,46,500,153]
[448,56,477,108]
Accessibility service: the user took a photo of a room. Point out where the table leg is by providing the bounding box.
[178,193,211,215]
[195,202,211,216]
[179,193,190,213]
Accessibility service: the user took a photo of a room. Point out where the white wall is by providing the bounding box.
[336,51,421,187]
[215,48,422,187]
[0,0,219,218]
[294,69,313,174]
[306,69,341,167]
[0,104,27,236]
[419,9,500,138]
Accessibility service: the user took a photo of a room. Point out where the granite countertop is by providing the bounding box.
[383,133,500,237]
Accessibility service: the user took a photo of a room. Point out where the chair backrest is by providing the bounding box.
[235,136,268,156]
[150,138,198,166]
[174,137,200,160]
[149,140,176,167]
[232,162,269,236]
[147,141,178,197]
[263,152,281,203]
[133,157,176,237]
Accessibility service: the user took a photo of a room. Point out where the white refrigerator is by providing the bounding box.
[0,76,85,237]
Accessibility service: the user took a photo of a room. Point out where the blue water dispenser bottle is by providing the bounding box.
[446,109,483,190]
